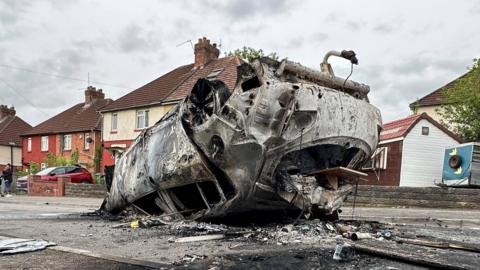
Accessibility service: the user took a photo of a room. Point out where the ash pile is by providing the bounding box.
[101,50,382,222]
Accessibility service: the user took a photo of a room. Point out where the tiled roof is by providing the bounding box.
[380,113,462,143]
[22,99,112,136]
[100,56,242,112]
[380,114,422,141]
[0,115,32,146]
[410,72,469,108]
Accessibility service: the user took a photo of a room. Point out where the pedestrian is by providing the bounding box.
[0,173,3,197]
[2,163,13,197]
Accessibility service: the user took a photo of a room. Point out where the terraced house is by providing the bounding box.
[21,87,112,173]
[0,105,32,172]
[100,37,241,169]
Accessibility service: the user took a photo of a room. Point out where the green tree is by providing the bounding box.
[227,46,279,63]
[70,149,79,165]
[29,162,40,174]
[438,58,480,141]
[93,145,102,173]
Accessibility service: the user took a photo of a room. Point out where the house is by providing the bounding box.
[99,37,241,169]
[21,87,112,173]
[361,113,462,187]
[0,105,32,172]
[409,72,468,125]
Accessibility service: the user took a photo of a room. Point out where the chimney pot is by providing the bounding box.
[0,104,15,120]
[84,86,105,104]
[194,36,220,68]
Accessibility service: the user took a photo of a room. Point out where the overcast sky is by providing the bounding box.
[1,0,479,126]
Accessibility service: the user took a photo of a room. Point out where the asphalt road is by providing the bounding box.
[1,195,479,269]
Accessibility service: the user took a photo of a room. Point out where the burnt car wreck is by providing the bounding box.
[103,50,382,221]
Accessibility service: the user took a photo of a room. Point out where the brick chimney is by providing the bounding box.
[84,86,105,104]
[0,105,15,120]
[194,37,220,68]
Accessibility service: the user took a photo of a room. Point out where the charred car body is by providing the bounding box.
[104,51,382,221]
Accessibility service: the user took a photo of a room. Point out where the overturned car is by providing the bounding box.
[103,51,382,221]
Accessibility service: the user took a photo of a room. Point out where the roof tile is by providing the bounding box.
[101,56,241,112]
[0,115,32,145]
[22,99,112,136]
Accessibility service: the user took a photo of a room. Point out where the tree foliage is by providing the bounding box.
[227,46,279,63]
[438,58,480,141]
[43,149,81,167]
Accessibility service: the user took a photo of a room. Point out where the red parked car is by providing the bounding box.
[36,166,94,184]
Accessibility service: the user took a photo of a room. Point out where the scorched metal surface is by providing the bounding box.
[104,53,382,220]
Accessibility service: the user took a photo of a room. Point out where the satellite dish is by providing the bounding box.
[86,137,94,143]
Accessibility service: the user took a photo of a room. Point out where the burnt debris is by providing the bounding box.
[103,52,382,221]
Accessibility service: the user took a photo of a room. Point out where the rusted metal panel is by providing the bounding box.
[104,53,382,221]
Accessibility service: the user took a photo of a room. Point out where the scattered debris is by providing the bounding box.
[0,238,56,255]
[333,243,355,261]
[175,234,226,243]
[351,232,372,241]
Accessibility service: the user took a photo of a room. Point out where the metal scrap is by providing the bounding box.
[103,50,382,221]
[0,238,56,255]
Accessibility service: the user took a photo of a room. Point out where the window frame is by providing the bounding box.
[27,137,32,152]
[63,134,72,151]
[135,109,149,129]
[84,133,91,150]
[41,136,49,152]
[362,146,388,170]
[111,113,118,131]
[421,126,429,136]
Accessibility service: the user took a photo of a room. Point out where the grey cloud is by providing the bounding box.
[373,23,394,34]
[0,0,31,26]
[192,0,295,20]
[390,57,469,77]
[472,0,480,14]
[310,32,328,43]
[117,24,162,53]
[323,13,338,23]
[411,23,444,35]
[345,20,364,31]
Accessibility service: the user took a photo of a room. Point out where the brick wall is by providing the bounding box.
[28,175,69,196]
[345,185,480,209]
[65,183,107,198]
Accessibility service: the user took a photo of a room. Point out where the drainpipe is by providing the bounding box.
[8,142,15,168]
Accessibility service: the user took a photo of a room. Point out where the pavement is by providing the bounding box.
[1,195,480,269]
[0,195,102,219]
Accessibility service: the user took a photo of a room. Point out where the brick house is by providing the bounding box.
[0,105,32,172]
[99,37,241,169]
[21,87,112,173]
[361,113,462,187]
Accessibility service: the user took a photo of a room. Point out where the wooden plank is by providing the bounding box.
[352,239,479,270]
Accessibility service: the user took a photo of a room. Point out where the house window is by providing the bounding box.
[111,113,118,131]
[27,137,32,152]
[362,146,388,170]
[422,126,429,136]
[41,136,49,152]
[136,109,149,129]
[40,163,47,170]
[84,133,91,150]
[63,134,72,151]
